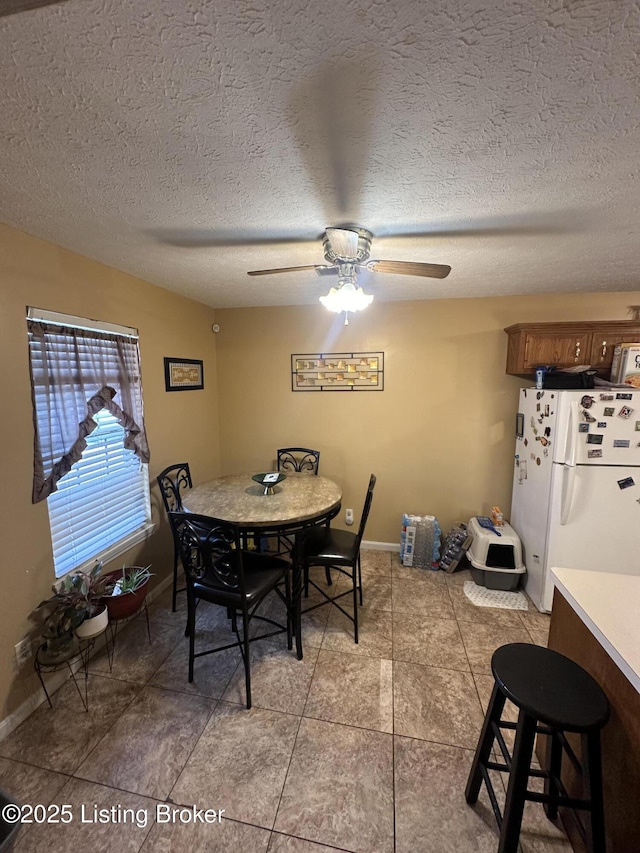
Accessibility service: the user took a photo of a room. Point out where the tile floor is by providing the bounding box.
[0,551,572,853]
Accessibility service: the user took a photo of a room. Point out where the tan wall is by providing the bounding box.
[2,217,639,725]
[0,224,220,720]
[215,292,640,544]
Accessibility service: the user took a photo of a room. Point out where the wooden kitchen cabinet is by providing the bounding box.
[504,321,640,376]
[587,326,639,371]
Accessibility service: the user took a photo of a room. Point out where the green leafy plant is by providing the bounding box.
[37,561,105,649]
[97,565,153,597]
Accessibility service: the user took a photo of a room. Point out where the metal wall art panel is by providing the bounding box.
[291,352,384,391]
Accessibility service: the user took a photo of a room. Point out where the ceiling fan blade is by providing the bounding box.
[288,56,381,220]
[0,0,68,14]
[370,209,590,242]
[247,265,332,277]
[151,228,322,249]
[367,260,452,279]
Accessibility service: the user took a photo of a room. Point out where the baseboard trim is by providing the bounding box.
[361,540,400,552]
[0,573,174,744]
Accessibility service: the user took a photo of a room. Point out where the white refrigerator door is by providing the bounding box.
[510,388,557,611]
[553,389,640,466]
[542,462,640,611]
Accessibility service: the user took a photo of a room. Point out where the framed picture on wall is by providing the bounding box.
[164,357,204,391]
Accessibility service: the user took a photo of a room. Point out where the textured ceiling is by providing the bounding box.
[1,0,639,309]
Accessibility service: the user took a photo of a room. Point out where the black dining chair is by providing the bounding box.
[297,474,376,644]
[274,448,321,555]
[157,463,193,612]
[169,511,294,709]
[277,447,320,475]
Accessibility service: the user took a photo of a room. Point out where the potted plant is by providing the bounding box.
[96,565,153,621]
[37,562,108,650]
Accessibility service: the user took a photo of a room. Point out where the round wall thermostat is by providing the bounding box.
[212,324,220,333]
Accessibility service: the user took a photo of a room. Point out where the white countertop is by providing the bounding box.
[551,567,640,694]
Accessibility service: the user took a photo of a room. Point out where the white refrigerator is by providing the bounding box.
[510,386,640,612]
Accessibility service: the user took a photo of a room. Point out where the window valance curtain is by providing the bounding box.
[28,320,150,504]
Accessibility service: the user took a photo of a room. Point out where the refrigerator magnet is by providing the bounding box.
[586,434,603,444]
[597,422,607,428]
[618,477,635,489]
[617,392,633,400]
[618,406,634,419]
[600,394,614,401]
[613,439,631,448]
[581,410,596,422]
[603,407,615,417]
[578,423,589,433]
[581,395,595,408]
[587,449,603,458]
[635,422,640,431]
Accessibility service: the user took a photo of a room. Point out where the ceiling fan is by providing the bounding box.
[247,225,452,281]
[247,226,451,322]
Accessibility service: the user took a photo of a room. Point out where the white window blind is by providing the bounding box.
[47,408,151,576]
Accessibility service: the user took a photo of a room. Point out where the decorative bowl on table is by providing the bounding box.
[252,472,286,495]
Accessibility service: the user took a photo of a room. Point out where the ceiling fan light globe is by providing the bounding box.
[320,282,373,314]
[319,287,343,313]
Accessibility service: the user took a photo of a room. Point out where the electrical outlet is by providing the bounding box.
[345,508,354,526]
[15,638,32,667]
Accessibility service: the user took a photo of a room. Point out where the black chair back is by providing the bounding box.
[157,463,192,513]
[355,474,376,548]
[277,447,320,474]
[169,512,246,594]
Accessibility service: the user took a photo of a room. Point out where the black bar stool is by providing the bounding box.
[465,643,610,853]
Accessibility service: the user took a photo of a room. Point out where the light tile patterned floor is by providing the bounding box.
[0,552,571,853]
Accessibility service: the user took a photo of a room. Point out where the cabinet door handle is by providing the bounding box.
[601,340,607,358]
[574,340,581,360]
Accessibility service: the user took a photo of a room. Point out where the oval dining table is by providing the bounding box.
[183,471,343,658]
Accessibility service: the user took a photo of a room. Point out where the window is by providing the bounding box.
[27,309,152,577]
[47,408,151,576]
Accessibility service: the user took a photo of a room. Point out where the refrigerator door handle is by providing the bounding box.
[560,400,580,524]
[564,400,579,466]
[560,463,577,525]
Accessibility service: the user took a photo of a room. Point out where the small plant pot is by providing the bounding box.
[75,605,109,640]
[100,570,150,621]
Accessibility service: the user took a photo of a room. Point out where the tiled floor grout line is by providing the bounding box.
[268,619,322,843]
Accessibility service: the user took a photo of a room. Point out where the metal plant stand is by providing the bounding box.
[34,637,100,712]
[106,597,151,662]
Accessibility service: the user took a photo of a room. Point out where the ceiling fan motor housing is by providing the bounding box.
[323,227,372,264]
